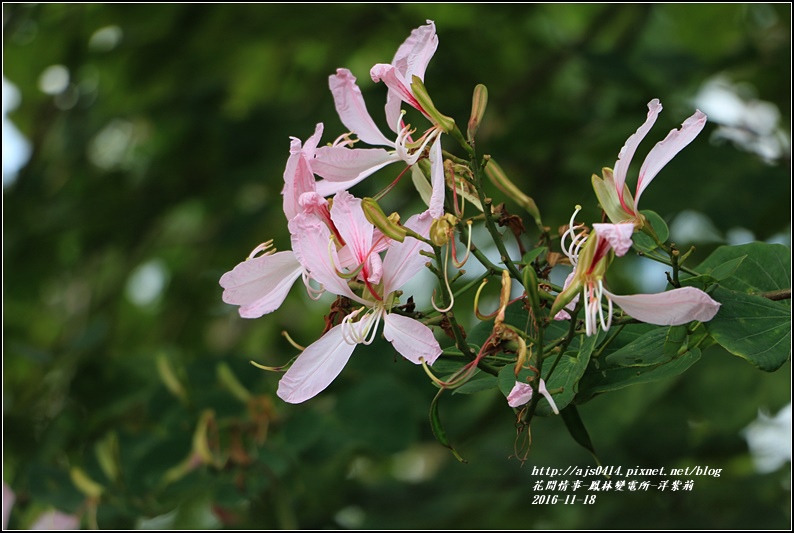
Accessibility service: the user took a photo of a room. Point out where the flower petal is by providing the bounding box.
[613,99,662,211]
[606,286,721,326]
[381,211,433,293]
[382,312,441,365]
[635,109,707,207]
[312,145,398,184]
[289,214,364,303]
[330,191,382,284]
[370,63,426,128]
[391,20,438,84]
[3,482,15,530]
[593,222,635,257]
[538,379,559,415]
[220,251,303,319]
[277,324,358,403]
[427,135,445,218]
[329,69,394,147]
[507,381,533,408]
[31,511,79,530]
[282,124,323,221]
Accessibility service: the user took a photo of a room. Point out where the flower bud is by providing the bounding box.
[484,159,543,228]
[361,197,408,242]
[411,75,455,133]
[467,84,488,141]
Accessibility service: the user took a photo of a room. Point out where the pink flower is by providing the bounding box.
[277,195,441,403]
[552,210,720,336]
[314,21,446,218]
[507,380,559,414]
[592,99,707,227]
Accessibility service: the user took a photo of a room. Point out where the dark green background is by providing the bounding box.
[3,4,790,529]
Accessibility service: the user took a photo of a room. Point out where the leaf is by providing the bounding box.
[704,286,791,372]
[561,405,601,466]
[578,347,702,401]
[680,256,746,290]
[604,327,670,367]
[453,372,498,395]
[537,334,597,415]
[521,246,547,265]
[695,242,790,294]
[429,389,466,463]
[632,210,669,252]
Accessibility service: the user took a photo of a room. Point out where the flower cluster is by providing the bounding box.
[219,21,723,425]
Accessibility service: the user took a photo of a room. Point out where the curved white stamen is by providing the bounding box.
[599,279,613,332]
[301,270,325,300]
[341,308,365,345]
[561,206,588,264]
[332,132,357,148]
[362,307,384,345]
[431,246,455,313]
[248,240,276,260]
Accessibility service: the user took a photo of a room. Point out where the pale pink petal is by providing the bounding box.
[391,20,438,83]
[3,482,15,530]
[382,211,433,294]
[330,191,382,284]
[593,222,635,257]
[553,271,579,321]
[606,286,721,326]
[312,145,398,184]
[277,324,358,403]
[613,99,662,209]
[31,510,79,530]
[507,381,533,408]
[538,379,560,415]
[289,214,363,303]
[427,135,445,218]
[282,124,323,221]
[382,312,441,365]
[635,109,707,207]
[371,63,426,128]
[220,251,303,319]
[329,69,394,147]
[507,380,558,414]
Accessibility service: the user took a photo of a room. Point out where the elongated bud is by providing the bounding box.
[429,213,458,246]
[217,363,252,403]
[522,265,542,319]
[94,432,119,483]
[361,198,407,242]
[484,158,543,229]
[156,353,187,403]
[70,467,104,498]
[467,84,488,141]
[411,75,455,133]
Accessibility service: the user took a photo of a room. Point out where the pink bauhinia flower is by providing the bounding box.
[277,195,441,404]
[592,99,707,228]
[507,379,559,414]
[313,21,446,218]
[552,208,721,336]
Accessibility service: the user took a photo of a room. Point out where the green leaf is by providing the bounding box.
[705,286,791,372]
[604,327,670,367]
[521,246,548,265]
[561,405,601,466]
[537,333,597,415]
[453,372,498,394]
[429,390,466,463]
[578,347,701,401]
[695,242,790,294]
[632,210,669,252]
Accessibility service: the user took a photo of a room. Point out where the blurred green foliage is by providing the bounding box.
[3,4,790,529]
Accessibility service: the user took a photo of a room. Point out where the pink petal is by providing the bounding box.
[635,109,707,207]
[312,145,398,184]
[391,20,438,83]
[382,312,441,365]
[289,214,363,302]
[31,510,79,530]
[330,191,382,284]
[277,324,358,403]
[370,63,426,129]
[282,124,323,221]
[329,69,394,147]
[613,99,662,211]
[606,286,721,326]
[382,211,433,293]
[220,251,303,318]
[3,482,15,530]
[427,135,445,218]
[593,222,635,257]
[507,382,533,408]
